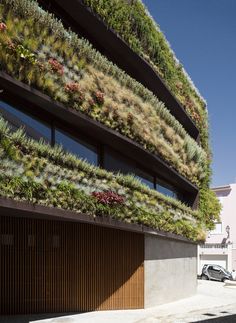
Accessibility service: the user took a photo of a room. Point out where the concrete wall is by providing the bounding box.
[144,234,197,308]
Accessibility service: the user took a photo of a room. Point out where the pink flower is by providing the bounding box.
[64,82,85,104]
[48,58,64,75]
[64,82,80,93]
[92,191,125,205]
[0,22,7,32]
[93,90,104,105]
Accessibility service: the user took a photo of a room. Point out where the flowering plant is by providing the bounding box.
[48,58,64,75]
[65,82,85,104]
[64,82,80,93]
[0,22,7,32]
[92,191,125,205]
[93,90,104,105]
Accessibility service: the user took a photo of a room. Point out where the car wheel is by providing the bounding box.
[222,278,226,282]
[201,275,209,280]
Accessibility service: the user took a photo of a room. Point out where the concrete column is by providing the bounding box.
[144,234,197,308]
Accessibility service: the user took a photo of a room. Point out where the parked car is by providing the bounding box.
[201,264,232,282]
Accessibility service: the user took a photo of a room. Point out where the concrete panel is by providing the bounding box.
[144,235,197,307]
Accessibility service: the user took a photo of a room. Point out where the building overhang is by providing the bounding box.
[0,197,196,244]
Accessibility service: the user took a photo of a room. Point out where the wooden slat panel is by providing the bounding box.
[0,215,144,314]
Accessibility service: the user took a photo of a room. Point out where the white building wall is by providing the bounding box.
[198,184,236,274]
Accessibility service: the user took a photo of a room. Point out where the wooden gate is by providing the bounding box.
[0,215,144,314]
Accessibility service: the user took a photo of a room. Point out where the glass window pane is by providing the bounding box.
[157,182,176,198]
[0,100,51,142]
[135,167,154,189]
[135,175,154,188]
[104,149,134,174]
[104,148,154,188]
[55,129,98,166]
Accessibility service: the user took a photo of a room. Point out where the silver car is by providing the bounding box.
[201,264,232,282]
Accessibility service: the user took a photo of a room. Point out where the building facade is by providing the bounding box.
[0,0,210,315]
[198,184,236,274]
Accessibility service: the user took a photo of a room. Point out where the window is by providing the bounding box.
[104,148,134,174]
[104,148,154,188]
[55,128,98,165]
[0,100,51,142]
[135,168,154,189]
[156,181,176,198]
[0,100,182,201]
[211,222,222,235]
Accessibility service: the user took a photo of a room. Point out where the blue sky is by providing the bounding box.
[143,0,236,187]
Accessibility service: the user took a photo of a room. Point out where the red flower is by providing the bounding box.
[64,82,80,93]
[0,22,7,32]
[93,90,104,105]
[65,82,85,104]
[48,58,64,75]
[92,191,125,205]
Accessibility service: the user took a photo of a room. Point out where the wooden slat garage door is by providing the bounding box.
[0,215,144,314]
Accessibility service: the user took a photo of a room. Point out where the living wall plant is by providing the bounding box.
[0,0,207,187]
[0,118,207,241]
[82,0,207,129]
[82,0,211,179]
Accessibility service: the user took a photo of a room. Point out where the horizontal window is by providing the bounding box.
[104,148,155,188]
[156,182,177,199]
[104,148,134,174]
[0,99,183,202]
[135,169,154,189]
[0,100,51,142]
[55,128,98,166]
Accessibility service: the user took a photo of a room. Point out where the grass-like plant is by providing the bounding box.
[0,0,207,186]
[0,118,208,241]
[82,0,207,126]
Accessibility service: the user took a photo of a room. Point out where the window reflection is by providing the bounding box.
[104,148,154,188]
[157,182,176,198]
[104,148,134,174]
[55,128,98,166]
[0,100,51,142]
[135,169,154,189]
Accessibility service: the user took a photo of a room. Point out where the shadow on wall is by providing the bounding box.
[145,235,197,261]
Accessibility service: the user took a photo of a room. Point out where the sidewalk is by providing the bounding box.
[2,280,236,323]
[33,280,236,323]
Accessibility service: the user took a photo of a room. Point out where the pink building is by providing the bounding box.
[198,184,236,274]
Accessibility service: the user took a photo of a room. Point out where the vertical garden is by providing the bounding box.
[0,0,221,240]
